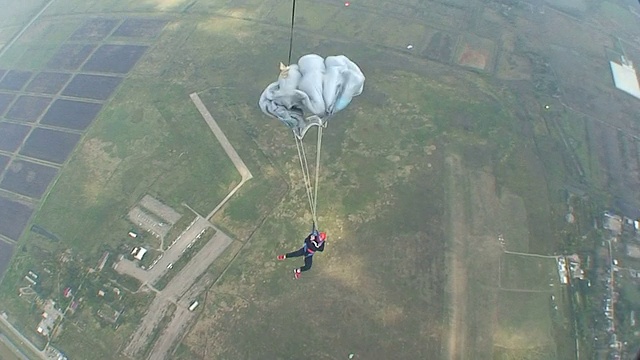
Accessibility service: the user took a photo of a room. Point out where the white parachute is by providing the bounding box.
[258,54,365,139]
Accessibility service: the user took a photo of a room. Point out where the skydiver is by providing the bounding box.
[277,230,326,279]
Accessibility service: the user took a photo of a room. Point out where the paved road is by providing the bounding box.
[189,92,253,219]
[161,229,233,302]
[0,334,29,360]
[124,229,234,358]
[146,306,194,360]
[0,315,44,360]
[122,296,170,357]
[114,216,210,285]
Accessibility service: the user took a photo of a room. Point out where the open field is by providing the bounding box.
[500,254,558,291]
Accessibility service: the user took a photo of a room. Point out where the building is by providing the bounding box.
[604,212,623,236]
[610,57,640,99]
[36,300,62,337]
[131,247,148,261]
[557,256,569,284]
[97,251,110,271]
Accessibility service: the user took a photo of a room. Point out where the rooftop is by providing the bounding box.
[610,59,640,99]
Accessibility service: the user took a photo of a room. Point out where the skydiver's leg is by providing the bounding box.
[285,247,306,258]
[299,255,313,272]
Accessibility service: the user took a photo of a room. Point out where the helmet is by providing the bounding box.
[319,232,327,241]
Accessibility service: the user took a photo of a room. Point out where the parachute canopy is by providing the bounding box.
[259,54,365,138]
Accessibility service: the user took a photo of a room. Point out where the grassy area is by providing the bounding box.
[495,291,556,358]
[500,254,557,291]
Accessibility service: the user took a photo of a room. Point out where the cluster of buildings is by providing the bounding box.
[36,300,62,337]
[555,254,585,285]
[599,211,640,359]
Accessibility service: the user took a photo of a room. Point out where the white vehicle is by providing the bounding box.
[167,263,173,269]
[188,300,199,311]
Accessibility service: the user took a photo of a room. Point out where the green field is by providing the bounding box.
[0,0,596,358]
[500,254,558,291]
[494,291,557,359]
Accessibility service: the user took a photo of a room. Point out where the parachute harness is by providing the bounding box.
[293,126,324,228]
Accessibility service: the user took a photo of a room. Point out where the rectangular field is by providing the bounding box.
[62,74,122,101]
[68,18,121,41]
[4,95,52,122]
[0,241,15,279]
[41,99,102,130]
[0,196,33,241]
[0,159,58,199]
[19,128,81,164]
[500,254,558,291]
[112,19,168,39]
[0,71,32,91]
[82,44,148,74]
[0,155,9,173]
[494,291,556,359]
[0,93,15,115]
[25,72,71,95]
[46,44,96,70]
[0,122,30,152]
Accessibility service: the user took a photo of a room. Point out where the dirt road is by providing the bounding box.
[445,155,468,360]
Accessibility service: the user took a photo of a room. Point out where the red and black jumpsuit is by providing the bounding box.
[286,234,325,272]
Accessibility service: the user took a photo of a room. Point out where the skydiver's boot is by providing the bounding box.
[277,254,286,261]
[293,268,301,279]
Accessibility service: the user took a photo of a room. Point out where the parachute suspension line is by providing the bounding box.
[311,126,324,227]
[293,131,314,221]
[299,132,316,217]
[287,0,297,65]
